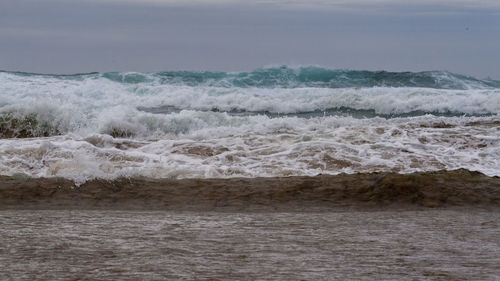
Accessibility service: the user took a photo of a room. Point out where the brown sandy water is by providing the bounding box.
[0,170,499,280]
[1,169,499,210]
[0,209,499,280]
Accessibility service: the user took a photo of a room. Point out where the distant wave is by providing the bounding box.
[2,66,499,89]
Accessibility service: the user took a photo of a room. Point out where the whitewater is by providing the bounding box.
[0,66,499,184]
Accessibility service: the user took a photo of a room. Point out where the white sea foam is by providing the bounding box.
[0,71,499,138]
[0,115,498,184]
[1,71,499,183]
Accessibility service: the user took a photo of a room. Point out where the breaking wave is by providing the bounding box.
[0,66,499,183]
[5,65,499,89]
[1,66,499,138]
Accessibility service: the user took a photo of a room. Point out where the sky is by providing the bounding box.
[1,0,499,78]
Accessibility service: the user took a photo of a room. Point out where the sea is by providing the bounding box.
[1,66,500,280]
[0,65,499,184]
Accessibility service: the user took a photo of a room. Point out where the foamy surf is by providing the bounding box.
[0,66,499,183]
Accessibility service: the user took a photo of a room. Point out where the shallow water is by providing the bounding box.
[1,209,498,280]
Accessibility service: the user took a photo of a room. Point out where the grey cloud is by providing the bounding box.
[0,0,499,78]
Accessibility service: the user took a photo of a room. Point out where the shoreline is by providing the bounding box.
[1,169,499,211]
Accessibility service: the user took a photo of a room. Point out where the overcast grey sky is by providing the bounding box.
[1,0,499,78]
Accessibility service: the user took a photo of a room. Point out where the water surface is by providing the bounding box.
[1,209,498,280]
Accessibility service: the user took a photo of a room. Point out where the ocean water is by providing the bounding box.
[0,66,499,184]
[1,209,499,280]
